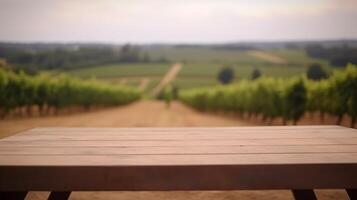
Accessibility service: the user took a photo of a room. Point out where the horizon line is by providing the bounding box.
[1,38,357,45]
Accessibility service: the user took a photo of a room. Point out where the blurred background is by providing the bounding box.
[0,0,357,199]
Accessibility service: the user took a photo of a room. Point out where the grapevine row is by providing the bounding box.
[0,69,141,117]
[179,65,357,127]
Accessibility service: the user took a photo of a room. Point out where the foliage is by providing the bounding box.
[179,65,357,127]
[306,63,328,80]
[218,67,234,84]
[283,80,307,124]
[0,44,165,73]
[305,45,357,67]
[251,69,262,80]
[0,69,141,117]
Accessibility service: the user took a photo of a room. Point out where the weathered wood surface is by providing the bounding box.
[0,126,356,191]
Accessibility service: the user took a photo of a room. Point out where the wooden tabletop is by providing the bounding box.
[0,125,356,191]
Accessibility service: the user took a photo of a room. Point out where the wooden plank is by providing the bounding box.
[0,153,357,166]
[0,126,356,191]
[17,126,348,137]
[1,138,357,147]
[0,145,356,155]
[28,126,343,132]
[23,126,350,134]
[25,127,349,134]
[7,126,355,143]
[5,131,357,141]
[0,164,356,191]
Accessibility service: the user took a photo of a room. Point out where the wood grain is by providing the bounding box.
[0,126,356,191]
[0,145,356,155]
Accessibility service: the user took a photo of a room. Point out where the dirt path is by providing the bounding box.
[0,100,347,199]
[137,78,150,91]
[248,50,288,64]
[0,100,247,138]
[151,63,182,96]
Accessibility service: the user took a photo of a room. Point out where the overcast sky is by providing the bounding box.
[0,0,357,43]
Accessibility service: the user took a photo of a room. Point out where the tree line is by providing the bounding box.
[305,45,357,67]
[179,65,357,127]
[0,44,167,74]
[0,69,141,118]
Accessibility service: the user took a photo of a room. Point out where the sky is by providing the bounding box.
[0,0,357,43]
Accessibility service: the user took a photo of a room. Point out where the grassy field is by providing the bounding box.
[103,78,142,87]
[173,64,307,89]
[172,77,219,89]
[66,63,168,95]
[66,48,332,93]
[148,47,266,64]
[100,77,161,93]
[178,62,308,79]
[68,63,171,78]
[267,49,329,66]
[147,46,327,65]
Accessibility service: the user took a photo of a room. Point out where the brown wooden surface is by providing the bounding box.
[0,126,356,191]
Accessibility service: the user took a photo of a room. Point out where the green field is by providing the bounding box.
[266,49,330,66]
[97,77,161,93]
[66,48,332,93]
[68,63,171,78]
[173,63,308,90]
[173,48,330,86]
[178,62,308,79]
[102,78,141,87]
[148,47,266,64]
[172,77,219,89]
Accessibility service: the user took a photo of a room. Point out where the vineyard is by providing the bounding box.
[0,69,141,117]
[179,65,357,127]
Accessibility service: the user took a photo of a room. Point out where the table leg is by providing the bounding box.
[0,191,28,200]
[48,191,71,200]
[292,189,317,200]
[346,189,357,200]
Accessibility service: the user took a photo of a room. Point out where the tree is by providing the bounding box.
[305,45,357,67]
[251,69,262,80]
[307,64,328,81]
[218,67,234,84]
[120,44,140,62]
[142,53,151,63]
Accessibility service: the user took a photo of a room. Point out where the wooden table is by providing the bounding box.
[0,126,356,200]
